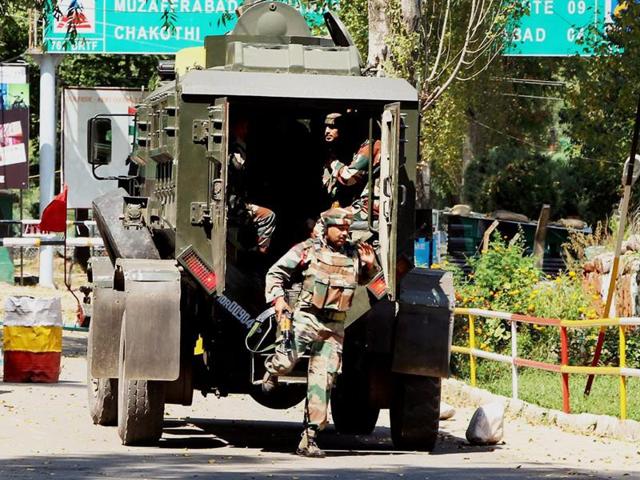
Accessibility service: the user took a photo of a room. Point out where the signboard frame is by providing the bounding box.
[61,86,144,209]
[0,63,30,190]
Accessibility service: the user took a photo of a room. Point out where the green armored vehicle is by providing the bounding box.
[85,0,454,450]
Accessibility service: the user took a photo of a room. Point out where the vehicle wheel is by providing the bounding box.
[87,319,117,426]
[250,384,306,410]
[117,315,166,445]
[331,371,379,435]
[390,374,440,451]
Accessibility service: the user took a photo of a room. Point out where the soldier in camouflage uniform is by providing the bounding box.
[229,117,276,253]
[316,113,382,238]
[263,207,379,457]
[322,113,381,215]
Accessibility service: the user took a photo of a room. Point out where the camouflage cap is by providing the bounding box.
[321,207,353,227]
[324,112,343,127]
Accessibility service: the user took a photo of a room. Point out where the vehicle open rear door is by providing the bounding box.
[207,98,229,293]
[379,102,402,300]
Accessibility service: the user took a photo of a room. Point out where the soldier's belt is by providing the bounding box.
[300,307,346,322]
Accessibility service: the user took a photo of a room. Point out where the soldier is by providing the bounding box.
[312,113,382,239]
[321,112,381,226]
[229,117,276,253]
[262,207,380,457]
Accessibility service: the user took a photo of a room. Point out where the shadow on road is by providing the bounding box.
[163,416,497,458]
[0,452,626,480]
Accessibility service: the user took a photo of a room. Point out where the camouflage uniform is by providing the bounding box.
[318,114,381,237]
[229,138,276,252]
[264,208,379,446]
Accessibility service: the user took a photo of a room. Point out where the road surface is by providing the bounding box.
[0,332,638,479]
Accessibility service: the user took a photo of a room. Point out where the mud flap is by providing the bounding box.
[116,259,181,381]
[392,268,454,378]
[88,257,124,379]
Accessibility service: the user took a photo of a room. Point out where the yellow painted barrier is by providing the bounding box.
[560,365,620,375]
[453,309,640,421]
[469,315,477,387]
[560,318,620,328]
[620,326,627,420]
[3,326,62,353]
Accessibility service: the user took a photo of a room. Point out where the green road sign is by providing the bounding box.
[43,0,328,54]
[504,0,616,56]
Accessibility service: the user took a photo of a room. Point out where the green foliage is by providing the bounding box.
[335,0,368,58]
[463,144,564,219]
[456,233,540,312]
[466,366,640,422]
[453,234,602,365]
[58,55,159,89]
[560,2,640,223]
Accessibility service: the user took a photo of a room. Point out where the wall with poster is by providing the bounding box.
[0,64,29,189]
[62,87,144,208]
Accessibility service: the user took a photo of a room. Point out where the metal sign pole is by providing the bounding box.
[31,53,62,288]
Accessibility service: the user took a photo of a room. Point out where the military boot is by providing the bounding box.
[296,428,325,458]
[261,372,278,394]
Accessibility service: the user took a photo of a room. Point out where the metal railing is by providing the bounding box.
[453,307,640,419]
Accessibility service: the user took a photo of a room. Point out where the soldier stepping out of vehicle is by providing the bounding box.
[262,207,380,457]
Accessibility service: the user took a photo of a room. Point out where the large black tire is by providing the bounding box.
[87,321,118,426]
[117,316,166,445]
[390,374,441,451]
[250,384,306,410]
[331,372,379,435]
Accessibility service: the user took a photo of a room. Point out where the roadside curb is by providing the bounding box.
[442,378,640,443]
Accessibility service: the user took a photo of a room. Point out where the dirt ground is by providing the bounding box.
[0,328,638,479]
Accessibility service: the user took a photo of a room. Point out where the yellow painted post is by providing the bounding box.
[619,325,627,420]
[469,315,477,387]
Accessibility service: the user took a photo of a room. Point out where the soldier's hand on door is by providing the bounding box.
[357,242,376,269]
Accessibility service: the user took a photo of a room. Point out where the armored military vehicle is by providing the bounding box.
[85,0,454,450]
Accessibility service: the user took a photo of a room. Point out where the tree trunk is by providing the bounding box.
[400,0,420,33]
[368,0,421,71]
[368,0,389,69]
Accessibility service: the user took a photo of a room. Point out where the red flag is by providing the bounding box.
[39,184,68,233]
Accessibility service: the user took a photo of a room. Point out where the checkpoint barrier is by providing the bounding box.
[3,297,63,383]
[0,237,104,248]
[453,307,640,420]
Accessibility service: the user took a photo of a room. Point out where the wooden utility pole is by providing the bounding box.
[533,204,551,269]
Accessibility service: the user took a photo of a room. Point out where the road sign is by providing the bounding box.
[504,0,613,56]
[43,0,328,54]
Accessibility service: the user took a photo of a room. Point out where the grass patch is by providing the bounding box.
[455,359,640,421]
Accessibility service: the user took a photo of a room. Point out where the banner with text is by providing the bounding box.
[504,0,620,56]
[43,0,328,54]
[0,65,29,189]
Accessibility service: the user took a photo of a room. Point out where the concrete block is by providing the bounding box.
[506,399,525,417]
[522,404,547,424]
[619,419,640,442]
[556,412,597,434]
[594,415,620,438]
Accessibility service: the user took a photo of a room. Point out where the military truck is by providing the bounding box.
[85,0,454,450]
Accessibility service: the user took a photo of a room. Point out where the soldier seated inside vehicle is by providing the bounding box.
[225,103,384,278]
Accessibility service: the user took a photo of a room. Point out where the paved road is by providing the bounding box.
[0,332,638,479]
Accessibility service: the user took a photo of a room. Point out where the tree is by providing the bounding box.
[560,2,640,223]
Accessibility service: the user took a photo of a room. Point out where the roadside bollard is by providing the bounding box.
[3,297,62,383]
